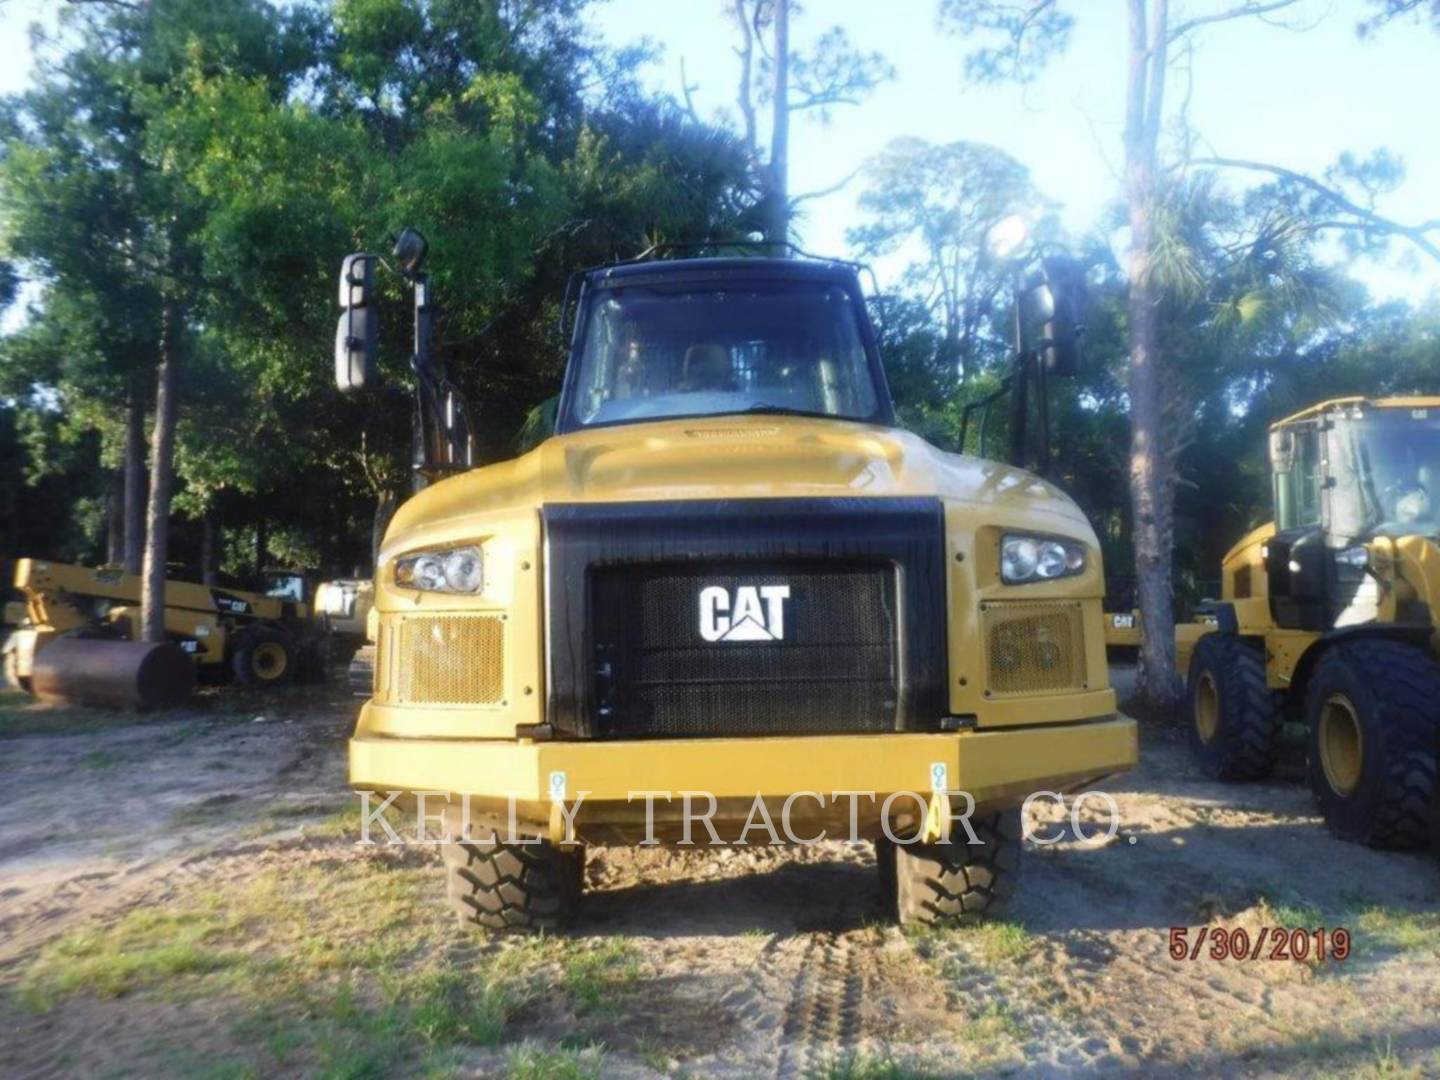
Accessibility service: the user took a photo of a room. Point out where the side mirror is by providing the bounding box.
[1269,427,1296,472]
[335,254,377,393]
[1039,255,1086,377]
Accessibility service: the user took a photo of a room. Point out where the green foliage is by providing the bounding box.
[1359,0,1440,36]
[0,0,759,572]
[936,0,1075,84]
[851,137,1055,386]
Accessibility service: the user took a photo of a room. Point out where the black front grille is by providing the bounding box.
[543,498,947,739]
[591,561,897,738]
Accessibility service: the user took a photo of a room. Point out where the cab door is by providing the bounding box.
[1267,421,1331,630]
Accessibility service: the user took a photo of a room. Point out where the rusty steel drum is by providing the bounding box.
[30,637,195,711]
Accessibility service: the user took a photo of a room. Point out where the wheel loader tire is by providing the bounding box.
[348,644,376,698]
[1187,634,1281,781]
[294,638,332,685]
[231,627,296,687]
[883,811,1020,928]
[1304,640,1439,850]
[443,835,581,932]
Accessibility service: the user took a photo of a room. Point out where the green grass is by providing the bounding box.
[904,918,1036,966]
[1350,906,1440,953]
[504,1043,606,1080]
[1243,883,1325,932]
[811,1050,942,1080]
[560,939,641,1014]
[968,920,1036,964]
[961,1000,1025,1047]
[18,850,539,1076]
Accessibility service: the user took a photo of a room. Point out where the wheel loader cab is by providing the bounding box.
[342,252,1136,932]
[1266,403,1440,631]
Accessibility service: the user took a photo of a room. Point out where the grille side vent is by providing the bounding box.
[983,601,1086,696]
[384,614,505,706]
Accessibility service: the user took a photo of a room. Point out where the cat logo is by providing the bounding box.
[698,584,790,643]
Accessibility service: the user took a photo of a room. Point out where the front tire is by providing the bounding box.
[443,835,582,932]
[1304,640,1439,849]
[1187,634,1281,781]
[882,811,1020,928]
[231,627,296,687]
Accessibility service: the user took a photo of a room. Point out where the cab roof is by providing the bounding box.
[583,255,864,290]
[1272,396,1440,429]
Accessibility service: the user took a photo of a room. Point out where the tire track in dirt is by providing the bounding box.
[772,930,868,1079]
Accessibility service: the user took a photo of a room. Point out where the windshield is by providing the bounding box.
[265,575,306,602]
[1331,408,1440,537]
[562,278,885,430]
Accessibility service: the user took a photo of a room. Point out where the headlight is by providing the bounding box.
[1000,534,1086,584]
[394,545,484,594]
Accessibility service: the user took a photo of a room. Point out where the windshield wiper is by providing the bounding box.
[742,403,819,417]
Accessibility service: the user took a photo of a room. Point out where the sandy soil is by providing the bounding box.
[1,672,1439,1079]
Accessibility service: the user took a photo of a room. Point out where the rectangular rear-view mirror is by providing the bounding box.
[1039,256,1085,377]
[335,254,377,393]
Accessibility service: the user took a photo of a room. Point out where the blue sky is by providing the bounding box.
[1,0,1435,303]
[590,0,1440,303]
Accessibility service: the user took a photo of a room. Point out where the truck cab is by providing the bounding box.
[342,253,1136,930]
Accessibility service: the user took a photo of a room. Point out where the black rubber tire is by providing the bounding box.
[443,835,582,932]
[230,626,296,687]
[885,811,1020,928]
[294,638,332,685]
[347,643,376,698]
[1304,640,1439,850]
[1187,633,1282,781]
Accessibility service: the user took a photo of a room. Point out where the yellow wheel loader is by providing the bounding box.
[334,236,1136,931]
[1183,397,1440,849]
[2,559,330,705]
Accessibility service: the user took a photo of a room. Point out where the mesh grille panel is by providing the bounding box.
[388,614,504,705]
[984,601,1086,696]
[590,561,898,738]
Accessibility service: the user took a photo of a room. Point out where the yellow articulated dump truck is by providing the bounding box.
[1184,397,1440,849]
[334,236,1136,930]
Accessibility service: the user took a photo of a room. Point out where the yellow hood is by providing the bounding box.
[382,416,1094,557]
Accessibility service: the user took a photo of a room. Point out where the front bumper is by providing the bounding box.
[349,713,1137,843]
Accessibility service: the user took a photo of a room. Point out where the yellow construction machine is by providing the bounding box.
[313,577,376,695]
[1183,397,1440,849]
[2,558,329,703]
[333,236,1136,931]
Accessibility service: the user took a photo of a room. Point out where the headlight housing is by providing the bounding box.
[394,545,484,594]
[1000,534,1086,584]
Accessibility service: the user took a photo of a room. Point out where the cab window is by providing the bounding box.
[1274,425,1323,531]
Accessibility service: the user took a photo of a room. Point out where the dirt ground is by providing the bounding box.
[2,670,1439,1079]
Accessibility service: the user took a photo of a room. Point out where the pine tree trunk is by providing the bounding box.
[255,518,268,578]
[140,301,180,643]
[106,467,124,564]
[1125,203,1182,709]
[201,509,218,585]
[765,0,791,244]
[123,388,146,575]
[1123,0,1182,711]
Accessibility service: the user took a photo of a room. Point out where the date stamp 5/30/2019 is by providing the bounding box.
[1169,926,1351,962]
